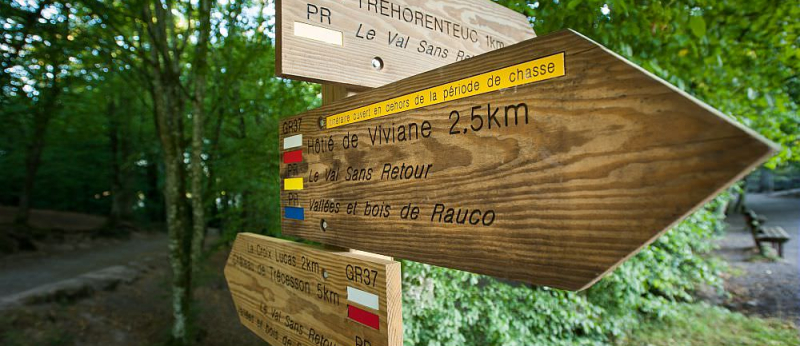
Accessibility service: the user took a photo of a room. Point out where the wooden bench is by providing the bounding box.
[743,209,791,258]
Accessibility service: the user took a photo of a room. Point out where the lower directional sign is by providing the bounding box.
[278,29,778,291]
[224,233,402,346]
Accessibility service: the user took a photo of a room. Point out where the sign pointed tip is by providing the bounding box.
[763,138,782,156]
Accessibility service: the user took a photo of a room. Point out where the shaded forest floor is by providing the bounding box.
[0,247,262,346]
[0,231,166,298]
[3,248,797,346]
[0,207,259,345]
[0,206,145,255]
[0,207,106,231]
[0,207,166,299]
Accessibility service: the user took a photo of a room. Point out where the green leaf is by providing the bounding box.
[567,0,582,10]
[747,88,758,100]
[689,16,707,38]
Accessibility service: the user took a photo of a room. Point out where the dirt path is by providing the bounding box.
[716,193,800,325]
[0,246,263,346]
[0,206,106,231]
[0,232,167,298]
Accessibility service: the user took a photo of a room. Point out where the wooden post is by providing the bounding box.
[321,84,356,106]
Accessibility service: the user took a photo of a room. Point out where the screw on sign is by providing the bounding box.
[278,29,778,291]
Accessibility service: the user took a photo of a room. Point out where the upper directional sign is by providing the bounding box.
[276,0,536,88]
[278,29,778,291]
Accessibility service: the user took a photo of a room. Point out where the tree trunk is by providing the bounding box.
[734,180,748,213]
[145,156,163,222]
[143,3,192,341]
[107,98,123,227]
[240,190,250,231]
[117,94,137,222]
[140,0,214,342]
[163,151,191,344]
[152,78,192,344]
[190,0,212,270]
[759,169,774,193]
[16,86,61,225]
[205,108,225,231]
[16,123,46,224]
[106,96,136,235]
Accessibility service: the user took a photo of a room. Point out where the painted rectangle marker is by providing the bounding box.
[283,149,302,164]
[347,287,379,310]
[283,134,302,149]
[347,305,379,330]
[284,177,303,190]
[284,207,304,220]
[293,22,343,46]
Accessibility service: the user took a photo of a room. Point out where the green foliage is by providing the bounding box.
[617,303,800,346]
[399,1,797,343]
[499,0,799,168]
[211,75,318,239]
[2,1,795,344]
[0,0,319,228]
[402,196,730,345]
[0,1,155,218]
[688,15,706,39]
[0,70,155,217]
[200,14,320,239]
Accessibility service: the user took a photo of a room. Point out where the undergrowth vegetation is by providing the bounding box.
[617,303,800,346]
[401,197,731,345]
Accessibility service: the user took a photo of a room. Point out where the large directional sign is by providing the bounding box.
[277,30,777,291]
[276,0,535,88]
[225,233,402,346]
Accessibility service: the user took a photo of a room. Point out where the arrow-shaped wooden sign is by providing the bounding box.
[278,29,778,291]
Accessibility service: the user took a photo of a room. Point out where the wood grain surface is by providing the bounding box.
[277,0,535,88]
[224,233,402,346]
[278,29,778,291]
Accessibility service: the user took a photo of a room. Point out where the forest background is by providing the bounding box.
[0,0,798,345]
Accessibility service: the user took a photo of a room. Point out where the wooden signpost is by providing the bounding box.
[229,2,778,344]
[278,29,778,291]
[225,233,402,346]
[276,0,535,88]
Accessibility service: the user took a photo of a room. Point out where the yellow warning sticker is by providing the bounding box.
[326,52,565,129]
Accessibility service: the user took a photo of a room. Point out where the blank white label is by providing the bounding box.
[294,22,343,46]
[347,286,379,310]
[283,134,302,149]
